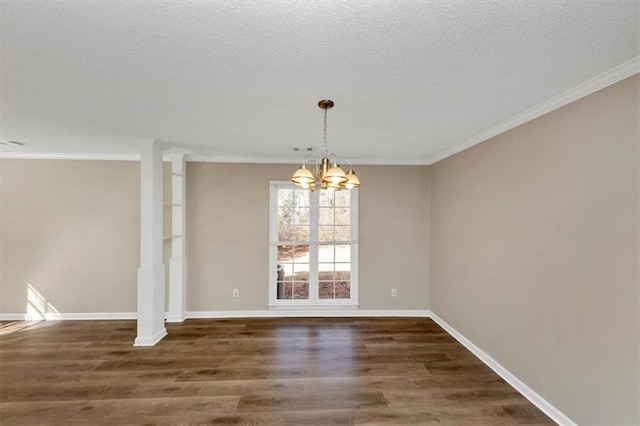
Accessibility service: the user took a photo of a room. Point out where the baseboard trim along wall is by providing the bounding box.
[185,309,432,318]
[133,328,168,347]
[0,308,577,424]
[429,312,577,426]
[0,312,138,321]
[0,310,430,321]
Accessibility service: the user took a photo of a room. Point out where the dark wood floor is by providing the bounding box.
[0,317,553,425]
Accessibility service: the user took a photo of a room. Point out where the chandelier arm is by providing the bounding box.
[328,152,339,167]
[303,155,319,175]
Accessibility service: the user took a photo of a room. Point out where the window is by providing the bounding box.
[269,182,358,307]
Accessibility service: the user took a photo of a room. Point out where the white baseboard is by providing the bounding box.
[56,312,137,320]
[0,313,27,321]
[1,310,431,321]
[0,312,137,321]
[429,312,577,426]
[185,309,432,318]
[165,315,187,323]
[133,328,167,347]
[0,309,431,322]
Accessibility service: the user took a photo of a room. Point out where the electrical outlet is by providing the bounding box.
[233,288,239,298]
[391,288,397,297]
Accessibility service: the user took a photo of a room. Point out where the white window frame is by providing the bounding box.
[268,181,359,309]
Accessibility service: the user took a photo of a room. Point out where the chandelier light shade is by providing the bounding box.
[290,99,360,191]
[344,168,360,189]
[291,165,315,187]
[324,165,348,185]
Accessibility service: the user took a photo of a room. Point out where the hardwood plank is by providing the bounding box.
[0,400,118,426]
[236,390,388,412]
[175,362,430,382]
[1,383,137,402]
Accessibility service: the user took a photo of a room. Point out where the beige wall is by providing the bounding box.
[0,160,429,315]
[0,160,141,314]
[358,165,430,309]
[430,75,639,425]
[186,163,430,311]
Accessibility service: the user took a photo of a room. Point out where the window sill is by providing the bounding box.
[268,304,360,310]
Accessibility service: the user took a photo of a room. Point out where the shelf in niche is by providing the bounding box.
[171,172,183,177]
[163,235,183,240]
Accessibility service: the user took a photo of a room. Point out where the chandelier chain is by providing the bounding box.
[323,108,328,157]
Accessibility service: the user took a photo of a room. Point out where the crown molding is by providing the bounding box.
[0,152,141,161]
[0,152,429,165]
[184,155,430,166]
[426,55,640,165]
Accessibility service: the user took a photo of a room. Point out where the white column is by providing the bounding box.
[166,154,187,322]
[134,139,167,346]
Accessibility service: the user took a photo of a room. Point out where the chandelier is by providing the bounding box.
[290,99,360,191]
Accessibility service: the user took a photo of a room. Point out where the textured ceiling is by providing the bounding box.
[1,0,638,163]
